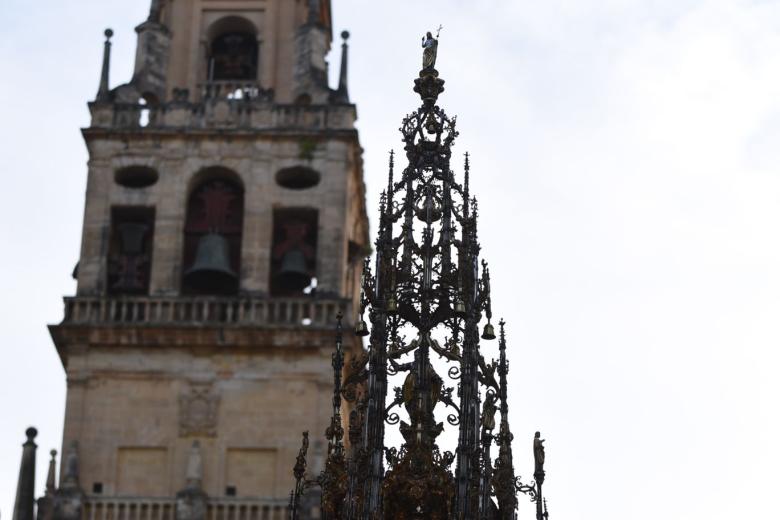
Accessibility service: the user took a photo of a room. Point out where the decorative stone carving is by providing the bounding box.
[179,384,219,437]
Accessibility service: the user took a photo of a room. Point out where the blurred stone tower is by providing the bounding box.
[42,1,368,519]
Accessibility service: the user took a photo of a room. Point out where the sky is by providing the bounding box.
[2,0,780,518]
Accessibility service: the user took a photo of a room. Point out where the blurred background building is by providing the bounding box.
[13,1,368,519]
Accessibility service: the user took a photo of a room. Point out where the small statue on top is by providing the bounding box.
[421,27,441,71]
[533,431,546,474]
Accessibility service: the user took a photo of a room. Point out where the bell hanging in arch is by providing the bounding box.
[274,248,312,292]
[184,233,238,294]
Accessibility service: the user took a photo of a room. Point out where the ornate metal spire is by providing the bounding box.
[289,34,551,520]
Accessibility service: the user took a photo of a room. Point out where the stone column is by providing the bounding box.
[12,427,38,520]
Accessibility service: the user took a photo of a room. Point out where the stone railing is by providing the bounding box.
[199,81,273,101]
[206,498,289,520]
[82,497,175,520]
[61,296,348,328]
[80,497,290,520]
[89,99,356,132]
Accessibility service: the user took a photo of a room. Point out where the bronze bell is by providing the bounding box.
[481,322,496,341]
[184,233,237,293]
[355,319,370,337]
[386,294,398,315]
[276,248,312,292]
[454,297,466,318]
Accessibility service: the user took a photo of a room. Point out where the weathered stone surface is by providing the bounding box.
[51,1,367,507]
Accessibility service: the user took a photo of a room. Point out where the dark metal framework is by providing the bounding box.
[290,40,550,520]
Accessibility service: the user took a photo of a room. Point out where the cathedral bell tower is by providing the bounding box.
[44,0,367,518]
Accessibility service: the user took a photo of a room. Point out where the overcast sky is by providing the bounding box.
[3,0,780,518]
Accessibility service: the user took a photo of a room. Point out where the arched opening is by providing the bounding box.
[270,208,318,296]
[107,207,155,295]
[276,166,321,190]
[207,17,259,82]
[181,169,244,295]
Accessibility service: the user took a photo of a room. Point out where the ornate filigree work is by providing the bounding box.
[289,36,551,520]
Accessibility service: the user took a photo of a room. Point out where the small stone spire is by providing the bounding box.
[45,450,58,496]
[37,449,58,520]
[335,31,350,102]
[148,0,162,23]
[12,427,38,520]
[96,29,114,102]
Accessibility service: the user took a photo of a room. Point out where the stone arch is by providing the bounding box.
[205,16,260,82]
[181,166,245,295]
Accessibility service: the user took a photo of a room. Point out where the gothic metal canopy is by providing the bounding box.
[290,33,550,520]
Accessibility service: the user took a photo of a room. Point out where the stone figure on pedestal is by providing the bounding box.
[176,441,208,520]
[422,31,438,70]
[185,441,203,490]
[533,431,546,473]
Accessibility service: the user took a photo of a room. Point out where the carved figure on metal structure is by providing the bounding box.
[534,431,546,471]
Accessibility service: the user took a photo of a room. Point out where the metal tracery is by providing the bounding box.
[290,34,550,520]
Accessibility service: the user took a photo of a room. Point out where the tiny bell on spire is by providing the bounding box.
[481,320,496,340]
[386,294,398,315]
[355,318,369,337]
[454,296,466,318]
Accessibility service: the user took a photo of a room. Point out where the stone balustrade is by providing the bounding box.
[89,98,356,132]
[80,497,290,520]
[82,497,175,520]
[62,295,348,329]
[199,81,273,101]
[206,498,289,520]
